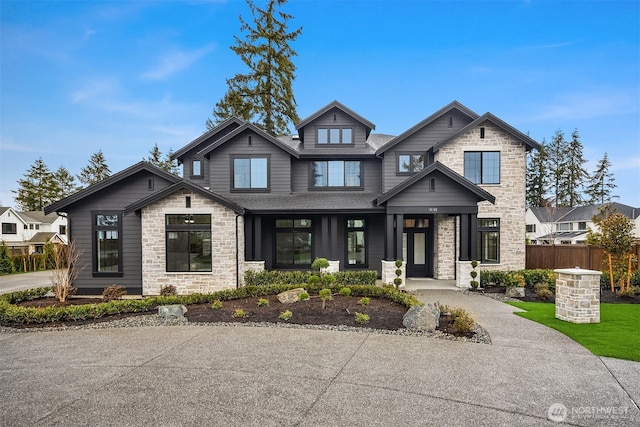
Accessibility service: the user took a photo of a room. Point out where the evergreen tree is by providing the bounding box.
[53,166,79,201]
[526,138,549,207]
[547,130,570,206]
[207,0,302,136]
[144,143,180,175]
[13,158,56,211]
[0,241,14,274]
[585,152,617,205]
[564,129,589,207]
[78,150,111,187]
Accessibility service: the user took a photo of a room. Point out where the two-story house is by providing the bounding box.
[1,207,67,255]
[526,203,640,245]
[45,100,539,295]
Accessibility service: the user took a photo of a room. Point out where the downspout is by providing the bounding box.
[236,214,240,289]
[454,215,457,281]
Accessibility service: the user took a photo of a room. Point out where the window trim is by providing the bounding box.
[315,126,354,145]
[309,160,363,190]
[274,218,313,268]
[346,218,367,268]
[231,155,271,192]
[1,222,17,234]
[92,211,123,277]
[190,159,203,179]
[464,151,500,184]
[165,214,212,273]
[396,152,426,175]
[477,218,500,264]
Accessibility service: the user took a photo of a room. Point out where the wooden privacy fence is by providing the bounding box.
[526,245,640,271]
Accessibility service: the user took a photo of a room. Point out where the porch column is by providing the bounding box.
[330,216,338,259]
[386,214,395,260]
[459,214,470,261]
[254,216,262,260]
[245,217,254,259]
[395,214,404,262]
[321,216,329,257]
[469,213,477,261]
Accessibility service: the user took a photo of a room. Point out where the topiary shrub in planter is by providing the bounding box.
[470,260,479,289]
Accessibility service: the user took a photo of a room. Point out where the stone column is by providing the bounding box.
[554,268,602,324]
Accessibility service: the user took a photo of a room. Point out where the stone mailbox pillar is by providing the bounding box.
[554,268,602,324]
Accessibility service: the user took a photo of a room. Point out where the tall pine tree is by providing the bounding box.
[564,129,589,207]
[144,143,180,175]
[526,138,549,207]
[13,158,57,211]
[547,130,570,206]
[586,152,617,205]
[207,0,302,136]
[78,150,111,187]
[53,166,79,202]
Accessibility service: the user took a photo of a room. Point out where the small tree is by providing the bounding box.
[0,241,14,274]
[587,206,636,292]
[50,240,84,302]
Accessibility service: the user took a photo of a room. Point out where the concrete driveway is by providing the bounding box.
[1,289,638,426]
[0,270,52,295]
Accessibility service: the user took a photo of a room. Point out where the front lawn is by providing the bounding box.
[507,302,640,362]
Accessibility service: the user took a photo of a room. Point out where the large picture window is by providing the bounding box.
[464,151,500,184]
[317,127,353,144]
[166,214,212,272]
[477,218,499,264]
[311,161,361,188]
[275,219,312,267]
[233,157,269,190]
[346,219,366,266]
[94,213,121,275]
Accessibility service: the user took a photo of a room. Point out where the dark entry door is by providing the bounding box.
[403,217,433,277]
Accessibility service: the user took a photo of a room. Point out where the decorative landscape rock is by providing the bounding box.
[277,288,307,304]
[403,304,440,332]
[505,287,525,298]
[158,304,188,318]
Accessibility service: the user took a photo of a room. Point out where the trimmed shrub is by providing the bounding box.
[257,298,269,307]
[243,269,377,287]
[160,285,177,296]
[354,312,370,324]
[279,310,293,321]
[338,287,352,297]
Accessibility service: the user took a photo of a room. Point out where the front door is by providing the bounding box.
[402,217,433,277]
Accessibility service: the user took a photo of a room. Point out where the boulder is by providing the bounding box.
[403,304,440,332]
[158,304,188,318]
[277,288,307,304]
[505,287,525,298]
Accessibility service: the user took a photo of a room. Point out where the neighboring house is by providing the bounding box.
[0,207,67,255]
[526,202,640,245]
[45,100,539,295]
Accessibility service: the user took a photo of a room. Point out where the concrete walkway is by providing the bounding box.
[0,270,52,295]
[1,289,639,426]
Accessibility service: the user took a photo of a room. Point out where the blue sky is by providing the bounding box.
[1,0,639,208]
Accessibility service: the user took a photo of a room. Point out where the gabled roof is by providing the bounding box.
[171,116,245,162]
[28,232,61,244]
[44,162,181,215]
[528,206,574,222]
[295,100,376,140]
[0,207,28,225]
[376,161,496,205]
[376,100,479,155]
[558,202,639,222]
[123,180,244,215]
[19,211,61,224]
[432,112,540,152]
[197,122,300,158]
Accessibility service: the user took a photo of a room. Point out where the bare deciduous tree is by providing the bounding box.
[50,240,84,302]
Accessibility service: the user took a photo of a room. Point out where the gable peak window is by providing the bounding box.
[191,159,203,178]
[317,127,353,145]
[464,151,500,184]
[448,115,453,127]
[480,127,485,139]
[397,153,425,174]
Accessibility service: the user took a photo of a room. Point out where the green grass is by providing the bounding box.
[507,302,640,362]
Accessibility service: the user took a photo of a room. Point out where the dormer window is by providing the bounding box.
[191,160,203,178]
[317,127,353,145]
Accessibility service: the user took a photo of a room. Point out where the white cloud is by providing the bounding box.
[70,78,119,103]
[141,44,216,81]
[528,89,638,122]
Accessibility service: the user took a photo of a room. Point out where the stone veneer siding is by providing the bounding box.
[435,121,527,272]
[554,268,601,323]
[434,215,456,279]
[141,190,244,295]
